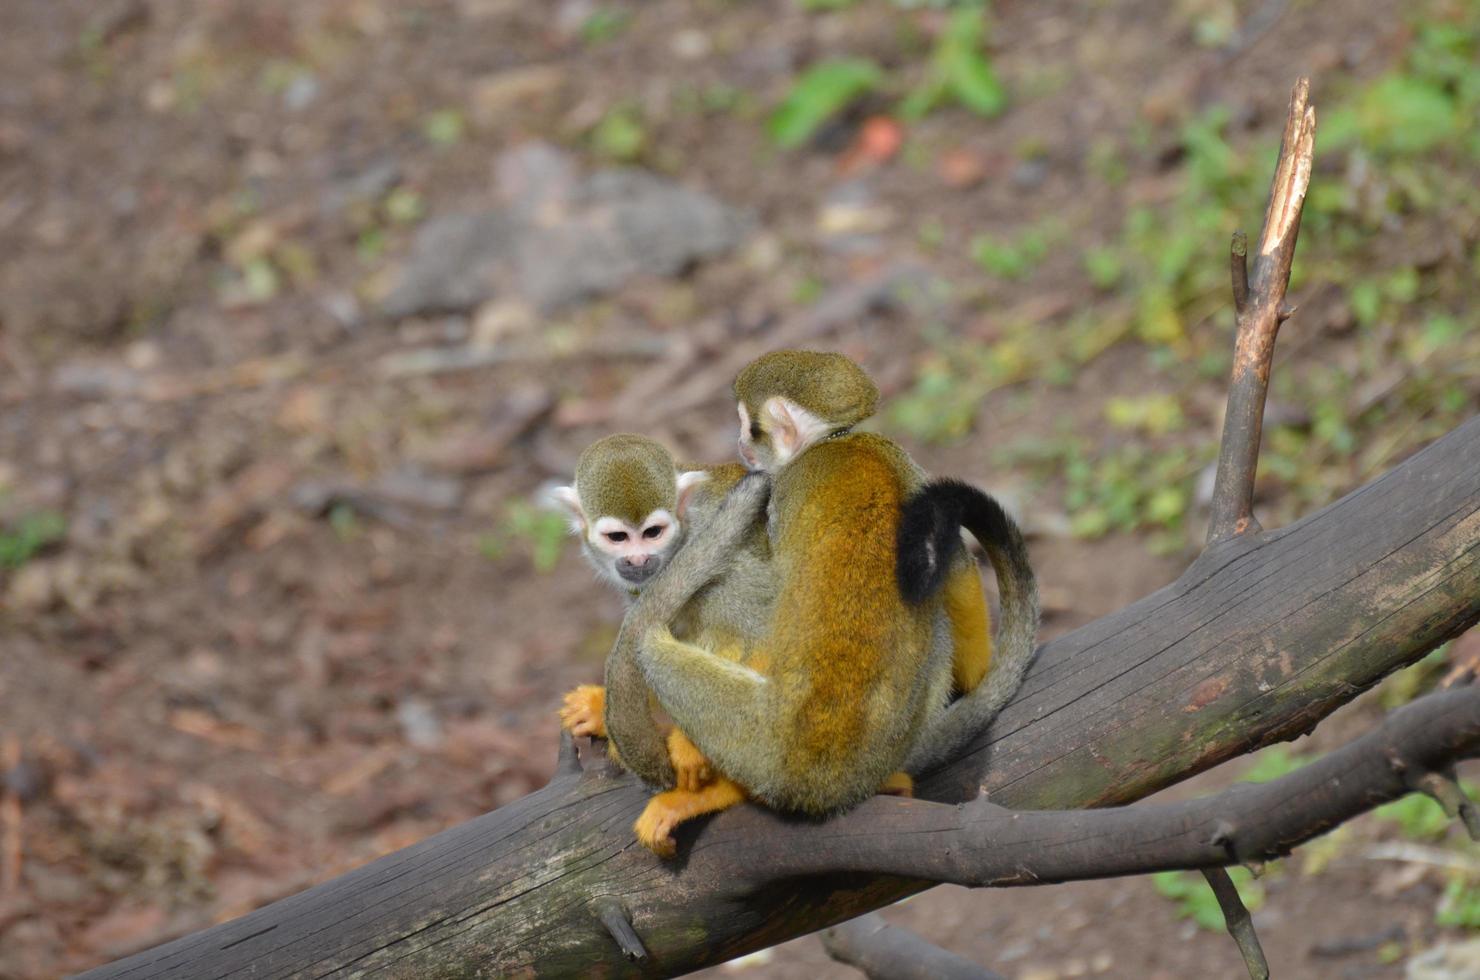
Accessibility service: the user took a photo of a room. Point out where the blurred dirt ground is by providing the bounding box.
[1,1,1478,977]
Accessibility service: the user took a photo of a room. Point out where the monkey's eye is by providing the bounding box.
[605,531,629,543]
[642,525,664,540]
[749,422,763,440]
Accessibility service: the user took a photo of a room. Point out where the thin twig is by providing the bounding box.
[1201,868,1270,980]
[821,911,1004,980]
[1207,78,1316,545]
[593,896,648,961]
[1413,771,1480,841]
[1230,230,1250,316]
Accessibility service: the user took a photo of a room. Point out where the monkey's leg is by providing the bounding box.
[878,771,914,798]
[943,559,993,694]
[633,777,747,858]
[558,684,607,738]
[667,729,714,792]
[637,626,780,796]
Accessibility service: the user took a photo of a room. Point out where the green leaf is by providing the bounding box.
[1240,746,1313,783]
[0,512,67,569]
[1328,75,1459,155]
[1375,792,1459,839]
[768,59,883,149]
[940,10,1006,116]
[422,108,465,146]
[1152,869,1264,932]
[592,105,646,161]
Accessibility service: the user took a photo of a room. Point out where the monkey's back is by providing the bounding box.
[764,434,940,813]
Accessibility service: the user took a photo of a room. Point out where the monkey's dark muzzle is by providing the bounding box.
[617,555,661,584]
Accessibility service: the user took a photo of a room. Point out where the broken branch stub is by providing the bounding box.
[1207,78,1317,545]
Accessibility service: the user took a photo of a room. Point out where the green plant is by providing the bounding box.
[422,108,465,146]
[1375,785,1478,840]
[0,513,67,569]
[1152,868,1265,931]
[969,223,1054,280]
[1104,393,1185,438]
[580,8,632,44]
[1437,877,1480,929]
[1239,745,1313,783]
[899,7,1006,119]
[481,502,569,573]
[768,58,883,148]
[329,503,360,541]
[591,104,646,161]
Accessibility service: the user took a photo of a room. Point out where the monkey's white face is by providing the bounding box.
[586,511,680,589]
[545,466,707,595]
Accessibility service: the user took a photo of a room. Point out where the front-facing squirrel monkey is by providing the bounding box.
[548,434,770,853]
[616,350,1040,820]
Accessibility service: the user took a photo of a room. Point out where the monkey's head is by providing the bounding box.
[733,350,878,473]
[547,434,708,591]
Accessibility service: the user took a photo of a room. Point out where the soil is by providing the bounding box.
[0,1,1473,977]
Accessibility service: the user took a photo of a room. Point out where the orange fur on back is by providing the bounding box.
[767,436,929,773]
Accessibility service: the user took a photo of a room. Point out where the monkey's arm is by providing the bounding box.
[603,620,677,787]
[605,473,771,788]
[635,626,776,795]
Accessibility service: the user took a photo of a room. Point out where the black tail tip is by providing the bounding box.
[897,482,966,604]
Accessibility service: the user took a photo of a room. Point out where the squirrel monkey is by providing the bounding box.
[546,434,768,782]
[617,350,1039,821]
[548,434,770,853]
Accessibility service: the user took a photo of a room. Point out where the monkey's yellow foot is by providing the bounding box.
[558,685,606,738]
[878,771,914,798]
[666,729,713,792]
[634,778,747,858]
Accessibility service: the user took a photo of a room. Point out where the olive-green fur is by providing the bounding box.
[624,348,1037,818]
[605,472,775,789]
[576,434,677,525]
[630,434,956,815]
[734,350,879,429]
[591,452,777,791]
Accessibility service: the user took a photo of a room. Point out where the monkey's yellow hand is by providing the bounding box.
[558,685,607,738]
[877,771,914,798]
[634,779,747,858]
[666,729,712,791]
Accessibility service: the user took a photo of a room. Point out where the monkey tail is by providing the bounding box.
[898,478,1041,775]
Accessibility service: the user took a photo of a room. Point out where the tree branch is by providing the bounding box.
[77,414,1480,978]
[1207,78,1316,544]
[710,687,1480,885]
[821,912,1004,980]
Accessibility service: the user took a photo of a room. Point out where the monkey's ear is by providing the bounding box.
[763,397,831,463]
[675,470,710,518]
[541,483,587,534]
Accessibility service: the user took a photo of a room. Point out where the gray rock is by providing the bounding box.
[382,210,521,318]
[381,144,747,318]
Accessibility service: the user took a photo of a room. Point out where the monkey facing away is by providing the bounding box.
[615,350,1040,822]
